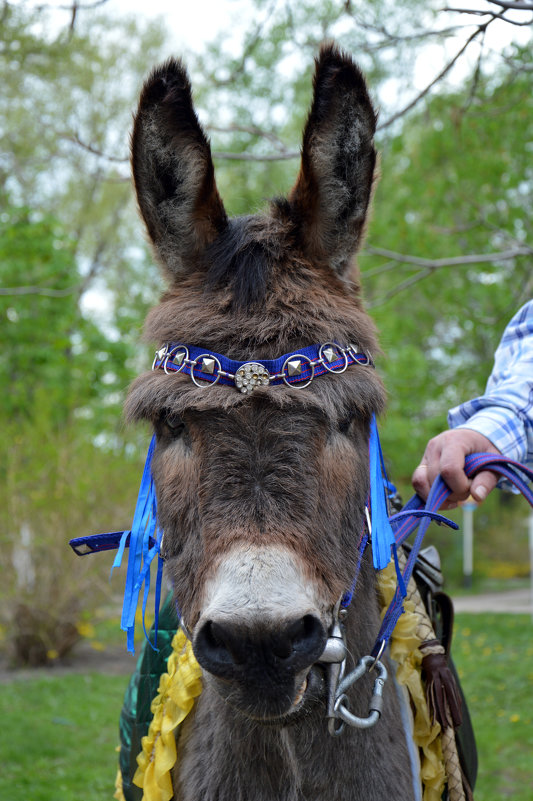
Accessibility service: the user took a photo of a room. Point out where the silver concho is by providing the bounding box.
[234,362,270,394]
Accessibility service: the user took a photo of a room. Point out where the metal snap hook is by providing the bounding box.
[328,655,388,734]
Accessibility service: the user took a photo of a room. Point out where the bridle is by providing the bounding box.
[70,341,533,735]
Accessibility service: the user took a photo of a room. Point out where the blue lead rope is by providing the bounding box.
[371,452,533,658]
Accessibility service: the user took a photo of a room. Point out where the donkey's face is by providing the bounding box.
[126,45,385,721]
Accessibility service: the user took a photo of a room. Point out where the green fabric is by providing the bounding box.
[118,594,178,801]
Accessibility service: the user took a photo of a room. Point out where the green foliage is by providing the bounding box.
[363,44,533,480]
[0,203,130,428]
[0,4,169,663]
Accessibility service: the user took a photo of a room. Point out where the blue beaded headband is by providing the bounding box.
[151,341,372,392]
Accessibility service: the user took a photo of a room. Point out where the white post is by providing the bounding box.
[462,501,476,588]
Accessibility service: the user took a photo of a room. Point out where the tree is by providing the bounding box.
[364,43,533,480]
[0,1,169,664]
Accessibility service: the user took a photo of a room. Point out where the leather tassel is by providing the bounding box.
[421,647,463,730]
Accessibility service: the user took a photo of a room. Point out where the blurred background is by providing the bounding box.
[0,0,532,798]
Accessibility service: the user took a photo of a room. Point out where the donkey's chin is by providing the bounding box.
[203,666,325,724]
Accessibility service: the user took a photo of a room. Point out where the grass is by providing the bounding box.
[0,672,128,801]
[453,613,533,800]
[0,613,531,800]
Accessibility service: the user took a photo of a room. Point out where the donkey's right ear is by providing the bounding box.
[131,58,227,281]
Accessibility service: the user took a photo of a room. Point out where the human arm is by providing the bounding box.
[412,300,533,505]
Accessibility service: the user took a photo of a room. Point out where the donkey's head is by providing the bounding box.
[126,45,385,721]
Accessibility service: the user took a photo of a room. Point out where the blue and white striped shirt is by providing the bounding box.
[448,300,533,468]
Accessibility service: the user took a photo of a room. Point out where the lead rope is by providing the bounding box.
[396,548,467,801]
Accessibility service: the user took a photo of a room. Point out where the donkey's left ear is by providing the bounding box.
[288,44,377,277]
[131,58,227,281]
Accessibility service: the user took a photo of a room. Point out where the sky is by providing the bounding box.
[25,0,531,95]
[110,0,253,52]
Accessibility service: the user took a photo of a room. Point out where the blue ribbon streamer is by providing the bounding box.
[368,414,396,570]
[111,435,163,653]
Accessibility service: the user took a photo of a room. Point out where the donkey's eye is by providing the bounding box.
[338,412,357,435]
[162,413,185,438]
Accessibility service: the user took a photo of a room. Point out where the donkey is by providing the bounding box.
[125,44,418,801]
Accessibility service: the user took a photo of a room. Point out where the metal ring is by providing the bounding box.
[151,343,169,371]
[319,342,349,374]
[190,354,222,388]
[164,345,189,375]
[369,640,386,672]
[281,354,315,389]
[348,343,371,366]
[346,342,370,367]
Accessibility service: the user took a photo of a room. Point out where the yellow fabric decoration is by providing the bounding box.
[377,562,446,801]
[114,767,126,801]
[132,629,203,801]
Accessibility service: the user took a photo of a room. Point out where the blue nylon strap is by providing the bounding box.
[369,414,396,570]
[341,530,369,608]
[371,452,533,657]
[154,342,372,386]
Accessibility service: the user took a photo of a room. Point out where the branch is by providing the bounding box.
[365,245,531,268]
[0,284,80,297]
[61,132,128,164]
[208,0,277,88]
[443,7,492,16]
[207,123,292,153]
[444,5,533,23]
[355,18,468,49]
[378,13,503,131]
[486,0,533,9]
[365,245,531,308]
[212,150,299,162]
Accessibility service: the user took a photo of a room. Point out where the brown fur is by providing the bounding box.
[127,43,416,801]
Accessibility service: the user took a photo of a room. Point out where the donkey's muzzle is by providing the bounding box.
[194,614,327,681]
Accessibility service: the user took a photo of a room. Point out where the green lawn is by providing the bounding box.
[0,672,127,801]
[452,613,533,801]
[0,613,532,800]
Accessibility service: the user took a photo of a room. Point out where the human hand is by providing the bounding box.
[412,428,502,508]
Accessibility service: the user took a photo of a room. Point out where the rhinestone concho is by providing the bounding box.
[234,362,271,394]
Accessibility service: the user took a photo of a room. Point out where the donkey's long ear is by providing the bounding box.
[288,44,377,276]
[131,58,227,280]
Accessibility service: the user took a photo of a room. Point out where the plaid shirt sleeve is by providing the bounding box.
[447,300,533,467]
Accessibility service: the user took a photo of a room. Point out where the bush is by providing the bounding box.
[0,416,145,666]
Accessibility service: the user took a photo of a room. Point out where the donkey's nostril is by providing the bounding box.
[272,615,323,659]
[198,620,247,666]
[287,614,321,650]
[270,633,292,659]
